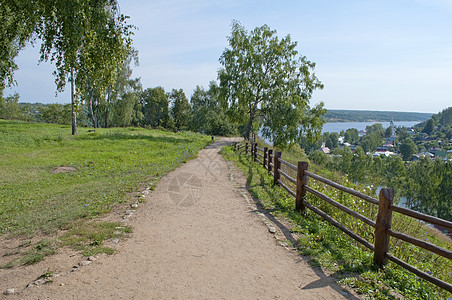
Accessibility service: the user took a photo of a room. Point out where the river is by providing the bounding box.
[322,121,421,133]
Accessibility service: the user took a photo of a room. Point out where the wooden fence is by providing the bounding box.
[234,141,452,293]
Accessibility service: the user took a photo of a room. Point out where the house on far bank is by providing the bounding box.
[416,152,434,159]
[320,142,330,154]
[372,151,395,157]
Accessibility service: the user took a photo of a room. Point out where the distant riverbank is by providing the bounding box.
[259,121,421,145]
[322,121,421,133]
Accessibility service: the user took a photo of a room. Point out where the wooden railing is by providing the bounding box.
[233,142,452,293]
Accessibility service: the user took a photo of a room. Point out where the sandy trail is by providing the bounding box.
[2,138,355,299]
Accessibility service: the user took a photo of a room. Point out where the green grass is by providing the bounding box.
[0,120,211,266]
[222,144,452,299]
[60,221,132,256]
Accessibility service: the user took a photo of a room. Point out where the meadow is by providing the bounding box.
[0,120,211,265]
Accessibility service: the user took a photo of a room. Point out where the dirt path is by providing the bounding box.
[2,138,356,299]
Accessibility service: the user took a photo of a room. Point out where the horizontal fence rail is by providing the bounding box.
[234,141,452,293]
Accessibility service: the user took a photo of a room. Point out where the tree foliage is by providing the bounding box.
[404,159,451,221]
[39,103,72,125]
[0,0,135,134]
[422,118,435,135]
[0,93,20,120]
[190,82,237,136]
[399,137,417,161]
[218,21,325,147]
[344,128,359,144]
[169,89,191,130]
[141,87,169,128]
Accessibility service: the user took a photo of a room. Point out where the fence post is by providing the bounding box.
[373,188,394,268]
[245,143,248,155]
[263,147,268,168]
[267,149,273,173]
[273,151,281,185]
[253,143,257,162]
[296,162,309,212]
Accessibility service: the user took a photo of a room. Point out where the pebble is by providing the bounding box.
[79,260,91,266]
[111,238,120,244]
[34,278,47,285]
[131,203,138,209]
[88,256,96,262]
[269,227,276,234]
[3,288,15,295]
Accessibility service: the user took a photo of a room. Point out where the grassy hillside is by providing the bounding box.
[0,120,211,265]
[325,110,432,122]
[222,141,451,299]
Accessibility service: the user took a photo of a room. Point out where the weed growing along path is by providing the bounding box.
[1,138,354,299]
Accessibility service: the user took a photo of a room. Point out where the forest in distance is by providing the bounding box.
[325,109,432,122]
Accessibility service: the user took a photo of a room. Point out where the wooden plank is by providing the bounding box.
[279,169,296,185]
[386,253,452,293]
[279,158,297,171]
[390,205,452,230]
[305,171,379,205]
[277,179,296,197]
[305,186,376,228]
[386,229,452,259]
[304,202,374,251]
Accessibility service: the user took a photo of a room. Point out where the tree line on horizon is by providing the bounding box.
[1,15,326,148]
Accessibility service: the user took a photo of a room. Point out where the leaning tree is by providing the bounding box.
[0,0,134,134]
[218,21,325,147]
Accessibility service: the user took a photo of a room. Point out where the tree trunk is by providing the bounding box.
[88,89,97,128]
[104,88,111,128]
[105,108,109,128]
[245,112,254,141]
[71,69,77,135]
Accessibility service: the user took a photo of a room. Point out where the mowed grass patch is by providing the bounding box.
[0,120,211,238]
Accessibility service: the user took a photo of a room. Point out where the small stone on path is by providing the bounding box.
[3,288,15,295]
[269,227,276,234]
[79,261,91,267]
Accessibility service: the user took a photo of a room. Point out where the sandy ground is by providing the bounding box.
[1,138,358,299]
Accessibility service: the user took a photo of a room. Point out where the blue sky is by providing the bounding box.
[5,0,452,113]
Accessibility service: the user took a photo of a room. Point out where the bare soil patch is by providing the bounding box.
[50,166,77,174]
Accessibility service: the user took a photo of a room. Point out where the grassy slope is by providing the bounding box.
[0,120,211,265]
[222,144,451,300]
